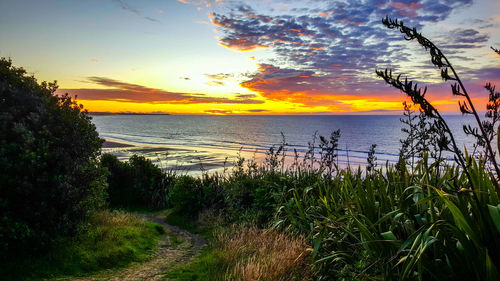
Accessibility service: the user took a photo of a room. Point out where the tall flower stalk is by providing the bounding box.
[377,16,500,190]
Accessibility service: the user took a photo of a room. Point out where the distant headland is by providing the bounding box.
[89,112,171,116]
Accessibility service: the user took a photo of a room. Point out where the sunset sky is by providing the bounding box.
[1,0,499,114]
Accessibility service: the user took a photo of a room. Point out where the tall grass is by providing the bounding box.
[218,226,311,281]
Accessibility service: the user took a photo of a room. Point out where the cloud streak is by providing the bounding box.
[60,77,263,105]
[112,0,159,22]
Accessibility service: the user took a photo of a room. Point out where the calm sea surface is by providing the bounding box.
[92,115,476,174]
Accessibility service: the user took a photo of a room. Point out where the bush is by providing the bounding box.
[0,58,107,256]
[101,154,168,208]
[167,176,204,216]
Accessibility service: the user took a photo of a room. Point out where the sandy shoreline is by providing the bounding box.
[100,139,259,176]
[102,140,135,148]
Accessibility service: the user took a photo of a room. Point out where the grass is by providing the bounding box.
[162,210,228,281]
[163,247,228,281]
[166,212,204,235]
[164,227,311,281]
[218,226,312,281]
[163,211,311,281]
[2,210,164,280]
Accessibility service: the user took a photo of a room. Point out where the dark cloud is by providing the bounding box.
[436,28,490,50]
[204,73,233,80]
[204,109,234,114]
[459,67,500,83]
[206,80,225,86]
[113,0,140,15]
[247,109,270,112]
[452,29,489,44]
[235,93,258,98]
[112,0,159,22]
[204,73,236,86]
[60,77,263,105]
[144,16,160,23]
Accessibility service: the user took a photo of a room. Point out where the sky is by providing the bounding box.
[0,0,499,115]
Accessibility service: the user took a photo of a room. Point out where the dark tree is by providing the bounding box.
[0,58,107,256]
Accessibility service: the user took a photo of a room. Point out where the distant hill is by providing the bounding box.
[89,112,171,116]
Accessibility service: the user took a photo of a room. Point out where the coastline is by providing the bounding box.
[100,139,232,176]
[102,140,135,148]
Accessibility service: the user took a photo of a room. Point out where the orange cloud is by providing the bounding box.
[385,2,421,17]
[59,77,263,105]
[218,39,268,51]
[386,2,421,10]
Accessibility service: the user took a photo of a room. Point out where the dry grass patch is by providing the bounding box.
[218,226,312,281]
[89,210,144,227]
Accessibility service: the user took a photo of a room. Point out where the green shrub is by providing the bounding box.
[167,176,204,217]
[101,153,134,206]
[101,154,168,208]
[0,58,106,257]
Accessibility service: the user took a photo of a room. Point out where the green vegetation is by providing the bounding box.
[165,247,228,281]
[2,17,500,281]
[101,153,169,208]
[1,210,164,280]
[0,58,165,280]
[0,58,106,258]
[157,149,499,280]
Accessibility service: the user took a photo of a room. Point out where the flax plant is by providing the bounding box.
[377,16,500,187]
[273,19,500,281]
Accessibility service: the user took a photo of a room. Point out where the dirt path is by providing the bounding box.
[58,214,206,281]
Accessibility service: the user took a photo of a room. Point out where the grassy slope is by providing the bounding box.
[2,210,164,281]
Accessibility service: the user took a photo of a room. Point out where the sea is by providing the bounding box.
[92,115,477,175]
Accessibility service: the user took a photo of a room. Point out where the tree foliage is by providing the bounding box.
[101,154,169,208]
[0,58,106,256]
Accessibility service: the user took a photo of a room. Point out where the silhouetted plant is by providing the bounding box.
[399,102,443,168]
[265,133,287,173]
[319,129,341,175]
[377,66,462,170]
[303,131,318,170]
[492,46,500,55]
[465,83,500,159]
[399,102,418,168]
[377,16,500,187]
[366,144,377,174]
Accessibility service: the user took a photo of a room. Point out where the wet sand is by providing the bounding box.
[102,140,135,148]
[100,139,237,176]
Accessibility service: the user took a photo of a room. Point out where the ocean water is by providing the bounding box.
[92,115,476,174]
